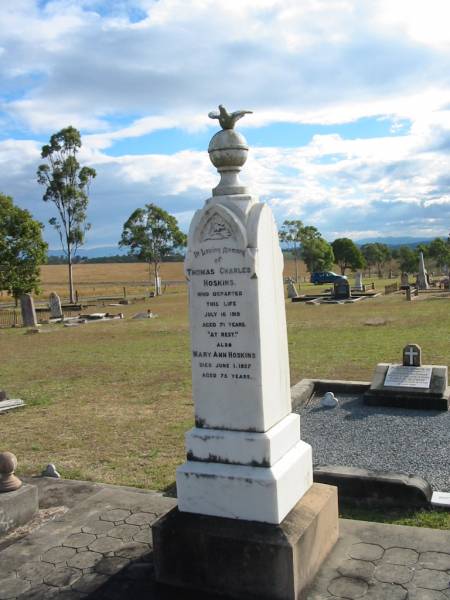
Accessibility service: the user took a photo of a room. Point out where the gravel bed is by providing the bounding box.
[295,393,450,492]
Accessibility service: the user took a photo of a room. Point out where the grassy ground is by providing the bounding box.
[1,263,449,528]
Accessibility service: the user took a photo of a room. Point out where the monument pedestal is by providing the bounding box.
[153,483,338,600]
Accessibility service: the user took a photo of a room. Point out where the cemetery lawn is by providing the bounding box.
[1,265,450,528]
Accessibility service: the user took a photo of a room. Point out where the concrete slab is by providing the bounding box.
[0,478,449,599]
[0,484,38,535]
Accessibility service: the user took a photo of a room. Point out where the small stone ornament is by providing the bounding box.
[0,451,22,492]
[42,463,61,478]
[321,391,339,408]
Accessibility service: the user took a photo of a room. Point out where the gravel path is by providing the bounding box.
[295,393,450,492]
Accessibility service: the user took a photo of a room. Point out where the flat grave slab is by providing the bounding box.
[295,391,450,493]
[364,344,449,410]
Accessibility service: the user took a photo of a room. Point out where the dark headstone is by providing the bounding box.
[333,279,350,299]
[20,294,37,328]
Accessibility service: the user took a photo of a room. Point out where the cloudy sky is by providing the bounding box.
[1,0,450,251]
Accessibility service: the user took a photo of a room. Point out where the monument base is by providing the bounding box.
[152,482,338,600]
[177,440,312,524]
[0,484,39,535]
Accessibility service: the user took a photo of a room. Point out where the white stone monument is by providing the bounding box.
[153,107,338,600]
[154,276,161,295]
[286,278,299,298]
[176,113,312,525]
[417,251,429,290]
[354,272,363,291]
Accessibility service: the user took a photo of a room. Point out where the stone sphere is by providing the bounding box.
[0,451,18,474]
[208,129,248,170]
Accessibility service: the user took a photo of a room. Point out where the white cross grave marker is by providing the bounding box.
[405,347,418,366]
[402,343,421,367]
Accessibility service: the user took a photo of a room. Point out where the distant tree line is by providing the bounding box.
[279,219,450,279]
[47,253,185,265]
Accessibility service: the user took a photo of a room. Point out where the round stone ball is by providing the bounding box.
[208,129,249,170]
[0,451,18,475]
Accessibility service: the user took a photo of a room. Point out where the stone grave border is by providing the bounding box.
[290,378,437,511]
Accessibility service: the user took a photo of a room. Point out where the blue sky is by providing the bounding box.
[1,0,450,251]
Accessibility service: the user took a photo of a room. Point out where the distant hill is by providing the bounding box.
[48,246,126,259]
[355,236,441,248]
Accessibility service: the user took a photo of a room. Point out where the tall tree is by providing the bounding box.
[398,245,418,273]
[37,126,96,303]
[0,193,47,302]
[120,203,187,295]
[331,238,365,275]
[428,238,450,271]
[278,220,303,282]
[361,243,391,277]
[300,227,334,272]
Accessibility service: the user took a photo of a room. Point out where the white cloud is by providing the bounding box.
[1,1,450,246]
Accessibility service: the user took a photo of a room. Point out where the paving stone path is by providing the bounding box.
[1,479,449,599]
[309,520,450,599]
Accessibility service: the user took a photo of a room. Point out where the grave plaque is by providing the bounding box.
[365,344,449,410]
[384,365,432,389]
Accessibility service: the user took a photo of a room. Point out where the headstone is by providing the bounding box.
[417,252,429,290]
[20,294,37,328]
[321,391,338,408]
[365,344,449,410]
[333,278,350,299]
[177,113,313,524]
[286,278,298,298]
[400,272,409,289]
[0,390,7,401]
[153,107,338,600]
[154,276,161,295]
[49,292,63,318]
[403,343,421,366]
[354,272,363,291]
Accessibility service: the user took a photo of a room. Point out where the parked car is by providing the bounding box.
[310,271,347,285]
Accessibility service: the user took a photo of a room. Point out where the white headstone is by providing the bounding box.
[286,279,298,298]
[354,272,363,291]
[417,252,429,290]
[49,292,62,318]
[154,276,162,295]
[176,111,313,525]
[20,294,37,328]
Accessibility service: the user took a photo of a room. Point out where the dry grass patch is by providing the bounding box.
[1,271,450,495]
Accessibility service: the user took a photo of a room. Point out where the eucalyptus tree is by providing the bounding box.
[120,203,187,295]
[37,126,96,303]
